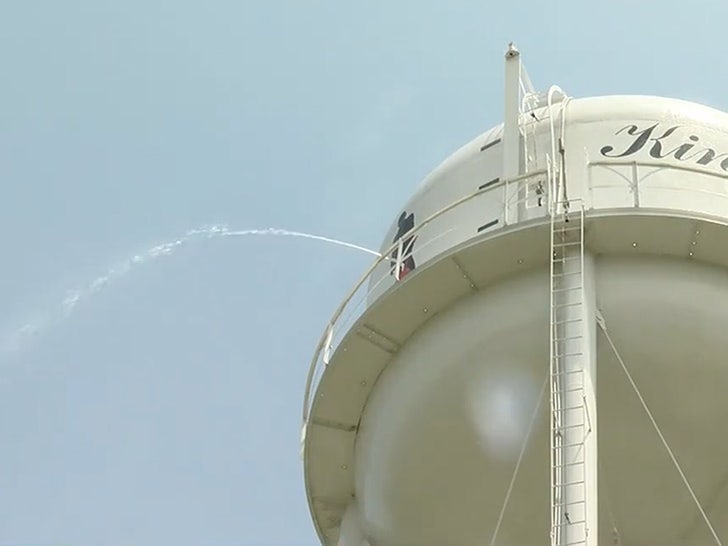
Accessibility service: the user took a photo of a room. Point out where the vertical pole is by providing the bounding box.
[581,252,599,546]
[504,43,522,221]
[503,42,521,180]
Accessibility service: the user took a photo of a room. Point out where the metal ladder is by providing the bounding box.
[549,199,590,546]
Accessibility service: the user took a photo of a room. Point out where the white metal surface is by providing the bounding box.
[302,48,728,546]
[304,214,728,545]
[366,94,728,295]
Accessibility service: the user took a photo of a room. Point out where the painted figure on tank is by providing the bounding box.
[390,211,416,279]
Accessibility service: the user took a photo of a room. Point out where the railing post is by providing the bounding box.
[323,323,334,365]
[394,238,404,281]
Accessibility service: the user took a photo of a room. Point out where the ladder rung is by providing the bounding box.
[551,405,584,410]
[553,318,582,326]
[554,225,583,233]
[554,460,585,469]
[551,368,584,377]
[552,320,583,328]
[552,385,585,395]
[564,523,586,546]
[554,517,587,526]
[552,313,582,322]
[553,480,586,487]
[553,499,586,508]
[554,351,584,358]
[553,301,582,309]
[553,334,583,342]
[552,286,582,293]
[551,410,587,422]
[552,268,583,274]
[553,241,582,248]
[562,521,588,530]
[553,404,585,416]
[552,255,582,262]
[560,402,586,410]
[553,441,586,450]
[555,422,586,431]
[552,269,582,276]
[553,270,582,278]
[551,370,584,378]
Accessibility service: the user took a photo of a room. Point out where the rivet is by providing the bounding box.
[423,308,428,313]
[517,259,524,264]
[360,380,367,386]
[696,229,701,235]
[689,251,694,257]
[632,242,638,248]
[341,464,348,470]
[691,241,697,246]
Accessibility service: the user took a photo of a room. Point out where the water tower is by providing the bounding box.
[301,44,728,545]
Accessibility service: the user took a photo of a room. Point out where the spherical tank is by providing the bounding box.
[302,47,728,546]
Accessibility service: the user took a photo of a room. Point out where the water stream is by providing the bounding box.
[1,224,380,355]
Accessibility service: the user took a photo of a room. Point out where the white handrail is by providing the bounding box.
[305,153,728,430]
[301,170,548,427]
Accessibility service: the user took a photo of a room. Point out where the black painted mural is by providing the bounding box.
[390,211,417,279]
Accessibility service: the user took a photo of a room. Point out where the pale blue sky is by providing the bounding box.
[2,1,727,545]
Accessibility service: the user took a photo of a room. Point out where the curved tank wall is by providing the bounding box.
[303,93,728,546]
[369,95,728,302]
[356,255,728,545]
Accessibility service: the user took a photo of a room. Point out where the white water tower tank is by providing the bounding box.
[301,44,728,546]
